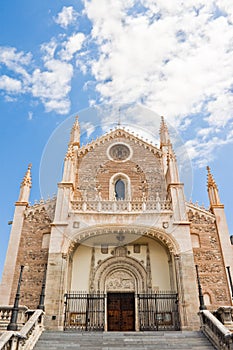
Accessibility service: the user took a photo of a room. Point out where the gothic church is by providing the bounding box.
[0,116,232,332]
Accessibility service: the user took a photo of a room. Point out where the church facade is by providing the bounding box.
[0,116,233,332]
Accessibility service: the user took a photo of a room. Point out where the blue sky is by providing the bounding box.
[1,0,233,280]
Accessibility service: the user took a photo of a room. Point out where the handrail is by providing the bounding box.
[199,309,233,349]
[0,309,44,350]
[0,331,15,350]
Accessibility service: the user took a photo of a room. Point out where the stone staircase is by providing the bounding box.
[33,331,215,349]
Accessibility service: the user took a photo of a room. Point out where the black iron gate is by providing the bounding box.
[137,291,180,331]
[64,291,180,331]
[64,292,105,331]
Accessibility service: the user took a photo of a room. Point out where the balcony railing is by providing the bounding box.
[71,199,172,213]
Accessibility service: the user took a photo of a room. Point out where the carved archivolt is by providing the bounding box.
[91,255,147,293]
[65,225,180,257]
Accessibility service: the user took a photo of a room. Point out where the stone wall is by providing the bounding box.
[188,207,231,309]
[9,204,54,309]
[76,134,166,201]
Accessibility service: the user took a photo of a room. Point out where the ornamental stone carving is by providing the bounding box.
[106,271,135,291]
[109,143,131,161]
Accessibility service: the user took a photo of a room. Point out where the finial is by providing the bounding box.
[206,166,217,189]
[206,166,222,207]
[160,115,171,146]
[21,163,32,188]
[70,115,80,146]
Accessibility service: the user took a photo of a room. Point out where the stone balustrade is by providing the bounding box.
[0,309,44,350]
[214,306,233,332]
[199,309,233,349]
[71,199,172,213]
[0,306,28,331]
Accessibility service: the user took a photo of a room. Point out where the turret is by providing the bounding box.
[160,116,173,175]
[16,163,32,204]
[61,116,79,183]
[160,116,171,147]
[206,166,233,300]
[0,164,32,304]
[62,143,75,183]
[160,117,186,222]
[207,166,223,210]
[70,115,80,148]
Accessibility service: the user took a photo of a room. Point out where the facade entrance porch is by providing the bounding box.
[44,226,200,331]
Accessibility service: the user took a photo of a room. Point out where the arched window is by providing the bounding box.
[115,179,125,200]
[109,173,131,201]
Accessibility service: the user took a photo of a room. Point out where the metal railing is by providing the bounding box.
[199,310,233,349]
[137,291,180,331]
[64,291,180,332]
[64,292,105,331]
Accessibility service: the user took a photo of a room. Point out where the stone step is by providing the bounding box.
[33,331,215,349]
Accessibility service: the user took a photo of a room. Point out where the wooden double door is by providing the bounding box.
[107,292,135,331]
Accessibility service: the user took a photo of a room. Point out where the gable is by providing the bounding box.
[75,132,166,201]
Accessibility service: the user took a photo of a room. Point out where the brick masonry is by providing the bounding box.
[188,208,232,308]
[10,206,53,309]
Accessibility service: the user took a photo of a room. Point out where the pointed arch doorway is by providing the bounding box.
[93,251,143,331]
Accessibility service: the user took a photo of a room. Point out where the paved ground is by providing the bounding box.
[33,331,215,349]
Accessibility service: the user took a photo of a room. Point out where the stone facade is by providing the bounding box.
[0,116,233,332]
[9,203,55,309]
[188,205,231,309]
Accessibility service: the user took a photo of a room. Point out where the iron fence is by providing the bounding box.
[64,292,105,331]
[64,291,180,331]
[137,291,180,331]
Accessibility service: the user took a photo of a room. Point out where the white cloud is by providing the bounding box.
[1,0,233,161]
[31,59,73,114]
[0,47,32,81]
[80,121,96,138]
[59,33,86,61]
[0,75,22,92]
[55,6,79,28]
[81,0,233,167]
[40,39,58,62]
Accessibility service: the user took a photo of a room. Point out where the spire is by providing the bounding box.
[65,144,74,161]
[21,163,32,188]
[17,164,32,203]
[160,116,171,147]
[70,115,80,147]
[207,166,222,208]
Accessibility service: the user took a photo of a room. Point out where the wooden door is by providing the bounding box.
[107,293,135,331]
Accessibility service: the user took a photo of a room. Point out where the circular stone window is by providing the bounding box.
[108,143,131,161]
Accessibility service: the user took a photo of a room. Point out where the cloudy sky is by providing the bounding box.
[0,0,233,279]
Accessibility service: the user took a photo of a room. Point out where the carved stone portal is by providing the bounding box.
[106,271,135,291]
